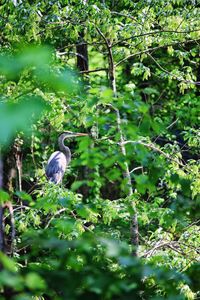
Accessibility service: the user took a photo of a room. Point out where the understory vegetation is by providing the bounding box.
[0,1,199,299]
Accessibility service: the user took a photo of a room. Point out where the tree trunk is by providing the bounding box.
[76,29,93,199]
[76,31,88,73]
[106,41,139,256]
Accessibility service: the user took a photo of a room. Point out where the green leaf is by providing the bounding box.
[25,272,46,290]
[0,190,10,204]
[15,191,32,202]
[0,252,17,272]
[0,96,50,146]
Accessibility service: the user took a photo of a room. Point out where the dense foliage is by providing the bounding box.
[0,1,199,299]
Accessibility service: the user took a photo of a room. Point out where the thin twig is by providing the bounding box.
[185,219,200,229]
[70,210,93,232]
[153,118,179,143]
[130,166,143,174]
[95,26,117,93]
[148,52,200,85]
[142,240,195,259]
[113,29,200,47]
[111,11,140,23]
[121,140,184,167]
[142,241,172,257]
[166,118,179,130]
[103,104,139,256]
[45,208,67,229]
[4,206,30,219]
[14,88,35,99]
[45,208,93,232]
[140,0,153,34]
[115,38,200,67]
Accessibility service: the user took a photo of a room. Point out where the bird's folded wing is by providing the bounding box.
[45,151,67,184]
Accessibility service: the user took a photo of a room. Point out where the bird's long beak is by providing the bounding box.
[61,131,89,138]
[75,132,89,136]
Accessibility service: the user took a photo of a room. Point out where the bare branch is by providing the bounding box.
[45,208,67,229]
[4,206,30,217]
[166,118,179,130]
[142,240,199,260]
[70,210,93,232]
[14,88,36,100]
[103,104,138,256]
[113,29,200,47]
[185,219,200,229]
[45,209,93,232]
[95,26,117,94]
[153,118,179,143]
[121,140,184,166]
[111,11,140,23]
[115,38,200,67]
[142,241,173,257]
[130,166,143,174]
[95,26,111,47]
[148,52,200,85]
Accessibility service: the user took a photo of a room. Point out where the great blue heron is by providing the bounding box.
[45,131,88,184]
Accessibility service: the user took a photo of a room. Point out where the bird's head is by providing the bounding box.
[58,131,88,153]
[59,131,89,139]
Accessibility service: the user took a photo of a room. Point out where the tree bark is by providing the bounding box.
[76,29,94,199]
[76,30,88,73]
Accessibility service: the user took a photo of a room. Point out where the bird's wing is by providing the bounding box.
[45,151,67,184]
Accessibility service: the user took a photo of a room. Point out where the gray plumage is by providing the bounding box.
[45,132,87,184]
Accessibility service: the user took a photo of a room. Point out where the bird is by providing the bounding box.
[45,131,88,184]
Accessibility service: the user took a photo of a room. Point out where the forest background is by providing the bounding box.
[0,0,199,299]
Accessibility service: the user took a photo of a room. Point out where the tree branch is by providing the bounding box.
[113,29,200,47]
[115,38,200,67]
[185,219,200,229]
[130,166,143,174]
[111,11,140,23]
[142,241,172,257]
[103,104,139,256]
[45,208,67,229]
[142,240,199,260]
[95,26,117,94]
[121,140,184,166]
[148,52,200,85]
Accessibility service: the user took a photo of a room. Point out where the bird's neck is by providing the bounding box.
[58,134,71,164]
